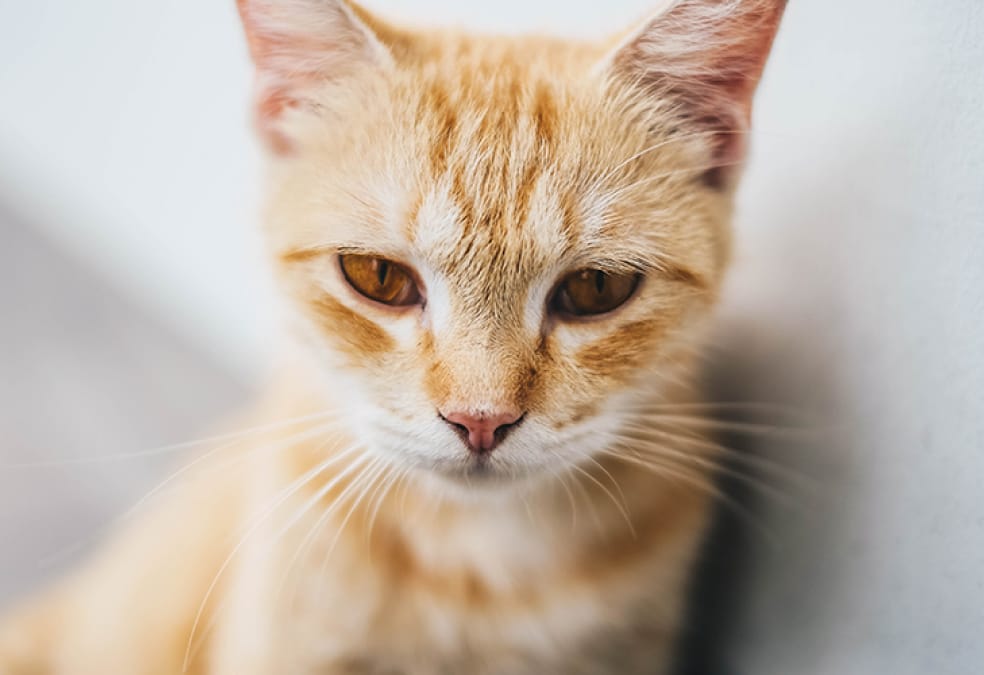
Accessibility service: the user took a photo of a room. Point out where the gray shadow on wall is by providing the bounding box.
[671,333,844,675]
[0,203,252,607]
[668,136,893,673]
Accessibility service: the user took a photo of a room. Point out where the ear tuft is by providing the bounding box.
[236,0,391,154]
[607,0,786,188]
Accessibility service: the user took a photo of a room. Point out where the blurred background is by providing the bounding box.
[1,1,982,674]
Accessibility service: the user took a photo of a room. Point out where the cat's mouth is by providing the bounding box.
[447,455,498,480]
[426,452,515,487]
[463,454,501,478]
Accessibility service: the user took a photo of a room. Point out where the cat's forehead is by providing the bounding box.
[408,177,571,274]
[388,64,624,279]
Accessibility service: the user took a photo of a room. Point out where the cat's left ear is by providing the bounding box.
[601,0,787,188]
[236,0,394,154]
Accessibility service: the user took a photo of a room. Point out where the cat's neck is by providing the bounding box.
[385,457,704,583]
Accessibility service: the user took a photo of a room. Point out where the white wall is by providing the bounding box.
[0,0,266,376]
[1,1,982,673]
[719,2,984,673]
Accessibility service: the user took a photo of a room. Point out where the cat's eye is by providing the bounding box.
[550,269,640,318]
[339,254,421,307]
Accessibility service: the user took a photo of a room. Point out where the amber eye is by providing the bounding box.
[551,269,640,318]
[339,254,421,307]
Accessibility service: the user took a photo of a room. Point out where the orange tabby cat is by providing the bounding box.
[0,1,785,672]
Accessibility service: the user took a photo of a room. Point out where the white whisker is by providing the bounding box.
[9,411,335,469]
[571,460,636,538]
[181,451,342,673]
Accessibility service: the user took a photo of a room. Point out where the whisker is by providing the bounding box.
[315,459,392,584]
[365,465,409,562]
[625,399,812,421]
[518,489,539,528]
[629,413,814,439]
[272,450,372,602]
[398,464,414,518]
[134,422,344,519]
[612,429,798,505]
[181,451,342,673]
[598,447,779,547]
[616,423,813,492]
[600,158,749,207]
[564,463,604,533]
[8,411,336,469]
[38,421,340,572]
[183,437,357,670]
[583,455,630,510]
[577,456,636,538]
[593,129,739,188]
[281,456,387,617]
[547,464,579,532]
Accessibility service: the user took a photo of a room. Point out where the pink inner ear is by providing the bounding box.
[236,0,384,155]
[698,115,747,189]
[255,88,299,155]
[237,1,309,154]
[683,87,754,189]
[617,0,786,187]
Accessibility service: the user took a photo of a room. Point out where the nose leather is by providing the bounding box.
[441,410,523,453]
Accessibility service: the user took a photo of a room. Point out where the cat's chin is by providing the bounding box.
[416,457,548,499]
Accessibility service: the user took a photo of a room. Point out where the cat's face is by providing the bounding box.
[239,0,783,489]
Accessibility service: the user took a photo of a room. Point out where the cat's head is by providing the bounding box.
[237,0,784,489]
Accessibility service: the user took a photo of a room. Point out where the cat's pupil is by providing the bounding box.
[594,271,606,295]
[376,260,390,287]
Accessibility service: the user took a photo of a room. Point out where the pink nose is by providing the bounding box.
[440,409,524,454]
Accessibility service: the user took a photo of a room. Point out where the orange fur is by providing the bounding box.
[0,1,785,673]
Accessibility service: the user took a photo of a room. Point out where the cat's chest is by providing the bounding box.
[227,478,701,675]
[270,554,677,675]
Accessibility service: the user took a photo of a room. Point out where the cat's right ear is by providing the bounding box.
[236,0,394,154]
[599,0,786,189]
